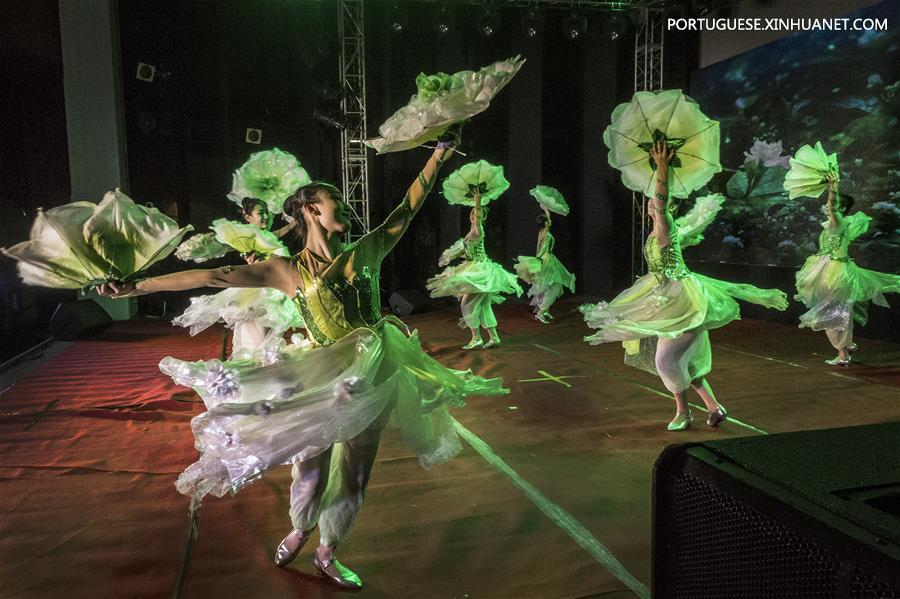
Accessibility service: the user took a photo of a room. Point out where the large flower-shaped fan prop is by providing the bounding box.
[366,56,525,154]
[783,142,839,200]
[529,185,569,215]
[603,89,721,199]
[210,219,289,257]
[442,160,510,206]
[1,189,192,289]
[227,148,311,214]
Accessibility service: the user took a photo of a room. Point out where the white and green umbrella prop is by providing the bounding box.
[227,148,311,214]
[1,189,192,289]
[442,160,510,206]
[367,56,526,154]
[603,89,721,199]
[783,142,839,200]
[529,185,569,215]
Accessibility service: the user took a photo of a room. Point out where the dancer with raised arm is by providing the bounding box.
[794,174,900,365]
[514,186,575,323]
[581,141,788,431]
[427,160,522,349]
[95,133,507,588]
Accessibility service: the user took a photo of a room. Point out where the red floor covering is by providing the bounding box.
[1,301,898,598]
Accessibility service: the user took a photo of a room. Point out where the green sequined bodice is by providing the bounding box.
[465,224,487,261]
[645,235,690,282]
[292,248,381,346]
[816,221,851,262]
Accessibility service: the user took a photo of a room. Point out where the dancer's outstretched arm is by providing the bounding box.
[649,139,676,247]
[374,141,457,257]
[98,256,298,298]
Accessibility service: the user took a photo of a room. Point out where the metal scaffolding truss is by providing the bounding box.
[338,0,370,240]
[631,7,664,279]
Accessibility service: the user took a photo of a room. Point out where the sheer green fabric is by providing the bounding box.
[164,176,510,500]
[796,211,900,332]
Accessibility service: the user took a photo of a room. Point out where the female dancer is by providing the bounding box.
[514,210,575,323]
[173,197,303,358]
[427,191,522,349]
[795,175,900,365]
[581,141,788,431]
[102,136,507,588]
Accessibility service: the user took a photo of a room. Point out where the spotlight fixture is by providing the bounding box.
[433,3,454,36]
[522,6,544,38]
[313,109,345,131]
[388,1,407,34]
[245,128,262,145]
[476,4,500,39]
[693,0,732,17]
[563,8,587,41]
[604,12,626,41]
[693,0,715,17]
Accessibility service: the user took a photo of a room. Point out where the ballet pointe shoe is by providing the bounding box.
[462,338,484,350]
[667,411,692,431]
[706,407,728,427]
[313,552,363,589]
[274,529,312,568]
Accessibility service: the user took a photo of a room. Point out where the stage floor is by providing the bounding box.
[2,298,898,598]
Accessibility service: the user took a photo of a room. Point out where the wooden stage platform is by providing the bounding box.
[2,298,898,598]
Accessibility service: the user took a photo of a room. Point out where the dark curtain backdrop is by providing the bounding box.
[366,3,645,301]
[0,0,706,361]
[116,1,661,303]
[0,0,73,360]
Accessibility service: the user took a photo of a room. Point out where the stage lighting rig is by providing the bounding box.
[388,1,407,34]
[564,3,588,40]
[476,2,501,38]
[604,11,627,40]
[433,2,454,36]
[522,4,545,38]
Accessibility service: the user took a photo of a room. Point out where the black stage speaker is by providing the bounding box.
[388,289,428,317]
[49,300,113,341]
[653,422,900,598]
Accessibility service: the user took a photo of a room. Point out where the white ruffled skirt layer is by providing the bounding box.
[581,273,786,392]
[173,287,303,336]
[427,259,522,298]
[159,321,508,500]
[795,254,900,335]
[515,254,576,313]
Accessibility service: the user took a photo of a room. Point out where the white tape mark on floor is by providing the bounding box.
[453,418,650,599]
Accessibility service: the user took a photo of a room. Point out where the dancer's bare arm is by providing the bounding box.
[98,256,299,298]
[650,139,676,246]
